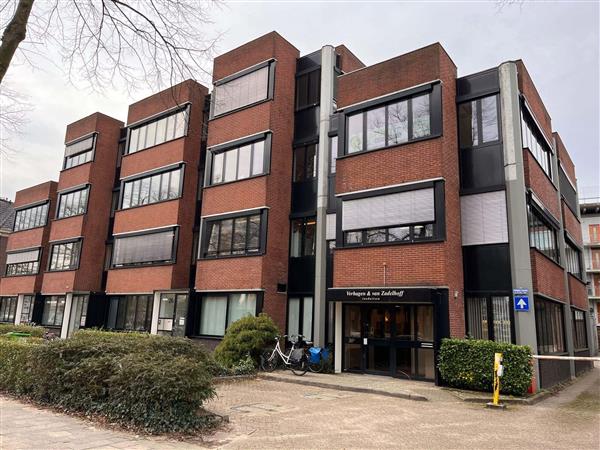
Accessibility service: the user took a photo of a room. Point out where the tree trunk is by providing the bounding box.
[0,0,35,85]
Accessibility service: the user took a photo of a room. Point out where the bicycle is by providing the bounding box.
[260,335,309,376]
[305,344,330,373]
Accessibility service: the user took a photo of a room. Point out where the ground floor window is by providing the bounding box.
[465,295,512,343]
[572,309,587,350]
[535,297,566,354]
[106,295,153,332]
[19,295,35,324]
[287,296,313,341]
[41,296,66,327]
[0,297,17,323]
[157,293,188,334]
[198,292,258,337]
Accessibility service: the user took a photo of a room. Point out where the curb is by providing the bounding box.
[443,388,553,405]
[257,373,429,402]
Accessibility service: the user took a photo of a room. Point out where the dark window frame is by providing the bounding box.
[47,238,82,272]
[571,308,588,351]
[56,185,90,220]
[289,216,316,258]
[0,296,18,323]
[13,200,50,232]
[535,297,566,355]
[106,295,153,332]
[286,295,314,342]
[292,143,318,182]
[521,105,554,182]
[295,68,321,111]
[5,247,42,277]
[19,295,35,324]
[464,292,515,344]
[41,295,67,327]
[118,163,185,210]
[111,226,179,268]
[63,132,97,170]
[527,200,560,265]
[564,234,583,280]
[458,93,502,150]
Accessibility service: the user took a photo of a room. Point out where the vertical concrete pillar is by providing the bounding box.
[150,291,161,335]
[498,62,540,387]
[334,301,342,373]
[60,293,74,339]
[313,45,336,347]
[13,294,25,325]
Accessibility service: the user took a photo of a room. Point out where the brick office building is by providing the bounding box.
[0,31,593,389]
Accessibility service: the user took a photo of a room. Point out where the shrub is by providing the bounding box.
[213,313,279,368]
[0,336,42,394]
[0,323,45,337]
[438,338,533,396]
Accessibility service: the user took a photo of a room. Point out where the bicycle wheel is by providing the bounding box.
[291,355,308,376]
[261,349,279,372]
[308,358,324,373]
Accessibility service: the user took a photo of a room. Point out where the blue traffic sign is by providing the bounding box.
[513,295,529,311]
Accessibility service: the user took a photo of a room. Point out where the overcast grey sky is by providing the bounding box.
[1,0,598,200]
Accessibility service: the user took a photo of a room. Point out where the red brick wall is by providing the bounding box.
[335,45,365,73]
[530,250,566,301]
[201,177,268,216]
[516,60,553,143]
[554,132,577,183]
[195,257,263,290]
[106,266,175,293]
[562,202,583,244]
[568,274,588,310]
[523,150,561,219]
[0,234,7,277]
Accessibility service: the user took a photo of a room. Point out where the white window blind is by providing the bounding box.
[326,214,336,240]
[213,66,269,116]
[342,188,435,231]
[65,135,94,157]
[460,191,508,246]
[113,229,175,266]
[6,249,40,264]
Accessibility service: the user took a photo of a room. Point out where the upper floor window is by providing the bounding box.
[49,240,81,271]
[590,224,600,244]
[212,61,274,117]
[57,186,89,219]
[201,210,266,259]
[290,217,316,257]
[208,135,268,186]
[127,105,190,154]
[121,165,183,209]
[296,69,320,110]
[527,204,559,263]
[5,248,41,276]
[112,227,177,267]
[13,202,49,231]
[293,144,317,182]
[64,133,96,169]
[329,136,338,174]
[345,87,439,155]
[521,109,552,180]
[458,94,499,148]
[0,297,17,323]
[565,238,582,279]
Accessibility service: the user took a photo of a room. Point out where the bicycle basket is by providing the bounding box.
[309,347,321,363]
[290,348,304,363]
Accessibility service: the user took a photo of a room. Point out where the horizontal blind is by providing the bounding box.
[113,229,175,265]
[6,249,40,264]
[342,187,434,231]
[326,214,336,240]
[460,191,508,246]
[65,135,94,157]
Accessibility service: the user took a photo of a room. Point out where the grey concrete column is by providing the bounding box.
[498,62,540,387]
[60,293,74,339]
[313,45,336,347]
[334,301,342,373]
[13,294,25,326]
[150,291,161,335]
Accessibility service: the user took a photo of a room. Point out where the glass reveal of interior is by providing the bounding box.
[64,134,95,169]
[290,217,316,257]
[293,144,317,182]
[121,166,182,209]
[465,295,512,343]
[534,298,565,354]
[128,105,189,154]
[49,240,81,271]
[13,202,49,231]
[112,228,176,267]
[57,186,89,219]
[287,296,313,341]
[213,64,270,117]
[521,109,553,180]
[41,295,66,327]
[329,136,338,174]
[106,295,153,332]
[20,295,35,323]
[458,94,499,148]
[198,293,257,336]
[346,92,431,154]
[210,138,266,185]
[157,293,188,334]
[203,213,261,258]
[5,248,40,276]
[0,297,17,323]
[565,238,582,278]
[296,69,320,110]
[527,204,559,263]
[572,309,587,350]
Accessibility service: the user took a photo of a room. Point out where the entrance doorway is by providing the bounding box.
[342,303,435,380]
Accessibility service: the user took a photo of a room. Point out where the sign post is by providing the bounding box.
[487,352,505,409]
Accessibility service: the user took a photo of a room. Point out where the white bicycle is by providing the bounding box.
[260,335,308,376]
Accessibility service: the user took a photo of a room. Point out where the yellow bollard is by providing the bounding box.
[487,352,506,409]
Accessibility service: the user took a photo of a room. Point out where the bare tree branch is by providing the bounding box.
[0,0,34,84]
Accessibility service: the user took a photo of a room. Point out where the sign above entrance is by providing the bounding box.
[513,288,529,312]
[327,287,438,303]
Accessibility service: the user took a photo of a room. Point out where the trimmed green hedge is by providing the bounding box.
[214,313,279,369]
[0,330,218,433]
[438,338,533,396]
[0,323,45,337]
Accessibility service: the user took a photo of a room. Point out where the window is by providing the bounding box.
[341,185,441,247]
[49,240,81,271]
[201,211,265,258]
[458,94,499,148]
[565,238,582,278]
[296,69,320,110]
[209,137,267,185]
[287,296,313,341]
[5,248,41,276]
[293,144,317,182]
[290,217,316,257]
[106,295,153,332]
[345,91,435,154]
[198,293,257,336]
[593,249,600,270]
[13,202,49,231]
[521,109,553,180]
[460,191,509,246]
[57,186,89,219]
[466,295,512,343]
[527,204,559,263]
[20,295,34,324]
[213,62,273,117]
[589,224,600,244]
[64,134,95,169]
[329,136,338,174]
[112,228,177,267]
[41,296,66,327]
[69,295,89,336]
[157,293,188,334]
[127,105,189,154]
[572,309,587,350]
[535,298,565,354]
[0,297,17,323]
[121,165,183,209]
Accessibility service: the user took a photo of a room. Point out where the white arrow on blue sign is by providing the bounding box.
[514,296,529,311]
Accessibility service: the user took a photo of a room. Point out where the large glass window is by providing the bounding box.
[20,295,35,324]
[112,228,177,267]
[458,94,499,148]
[290,217,316,257]
[13,202,49,231]
[209,138,266,185]
[5,248,41,276]
[202,212,263,258]
[329,136,338,174]
[572,309,587,350]
[127,105,189,154]
[466,295,512,343]
[213,64,271,117]
[521,109,553,180]
[0,297,17,323]
[64,134,95,169]
[296,69,320,110]
[49,240,81,271]
[41,296,66,327]
[287,296,313,341]
[57,186,89,219]
[198,293,257,336]
[527,204,559,263]
[565,238,582,279]
[346,92,433,154]
[106,295,153,332]
[535,298,565,354]
[293,144,317,182]
[121,166,183,209]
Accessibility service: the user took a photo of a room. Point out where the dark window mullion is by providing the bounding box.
[407,98,413,140]
[476,99,484,145]
[384,104,389,147]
